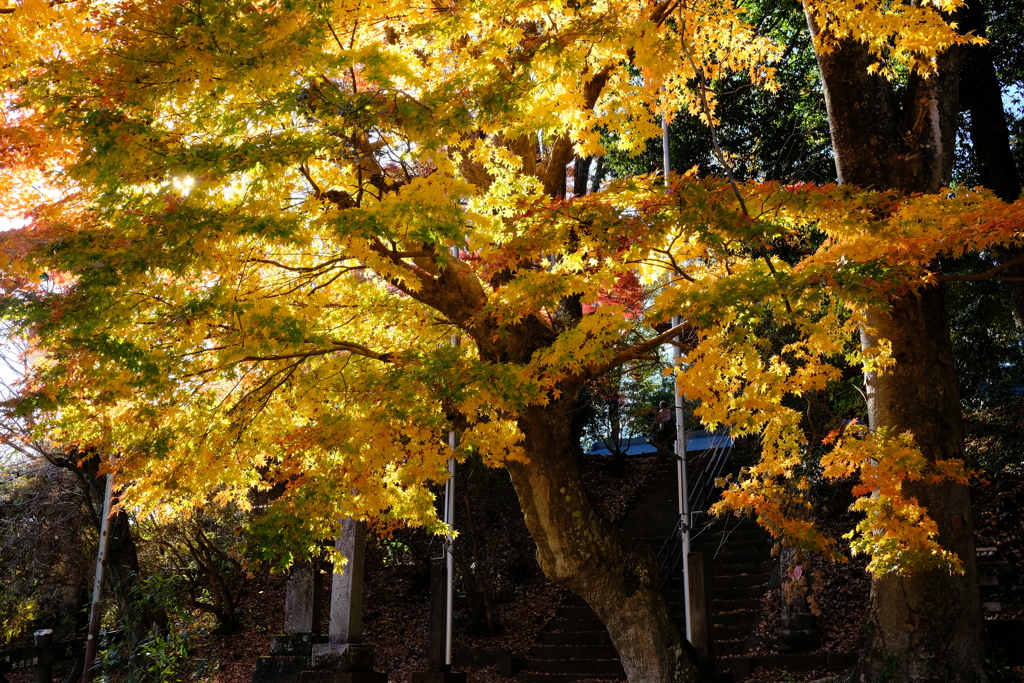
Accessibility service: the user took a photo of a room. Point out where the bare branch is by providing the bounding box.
[238,340,391,364]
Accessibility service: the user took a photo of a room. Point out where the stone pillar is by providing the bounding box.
[252,562,327,683]
[285,562,322,635]
[686,552,712,662]
[32,629,53,683]
[303,518,386,683]
[778,547,821,651]
[327,518,366,644]
[412,561,467,683]
[426,561,447,671]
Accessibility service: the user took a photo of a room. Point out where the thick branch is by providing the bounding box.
[582,321,695,380]
[937,253,1024,282]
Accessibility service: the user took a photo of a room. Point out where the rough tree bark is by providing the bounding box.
[859,294,984,682]
[506,400,703,683]
[809,23,987,682]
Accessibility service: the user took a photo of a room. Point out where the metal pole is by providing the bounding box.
[662,110,671,185]
[82,471,114,683]
[672,317,693,642]
[664,101,694,642]
[444,434,456,668]
[445,245,460,669]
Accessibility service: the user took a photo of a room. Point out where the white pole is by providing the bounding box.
[82,471,114,683]
[672,316,693,642]
[445,247,460,668]
[663,106,693,642]
[444,434,456,667]
[662,109,671,186]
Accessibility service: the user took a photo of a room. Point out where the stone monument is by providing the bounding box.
[301,518,386,683]
[252,561,326,683]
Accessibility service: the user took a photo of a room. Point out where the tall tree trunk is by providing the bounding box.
[505,400,704,683]
[590,156,606,194]
[54,452,167,646]
[959,0,1021,204]
[809,25,987,682]
[574,156,592,197]
[859,292,984,681]
[958,0,1024,340]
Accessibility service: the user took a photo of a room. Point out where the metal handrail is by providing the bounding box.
[689,433,732,514]
[657,433,733,589]
[657,516,687,589]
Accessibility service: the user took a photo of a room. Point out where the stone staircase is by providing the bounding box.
[516,448,777,682]
[515,595,624,682]
[690,516,775,658]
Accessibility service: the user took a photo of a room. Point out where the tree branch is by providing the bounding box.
[239,340,391,364]
[936,253,1024,282]
[582,321,696,380]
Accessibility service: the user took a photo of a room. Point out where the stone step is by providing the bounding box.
[712,597,762,612]
[697,534,771,545]
[695,519,764,532]
[518,445,781,683]
[529,646,619,660]
[623,529,679,541]
[661,572,763,589]
[546,618,606,632]
[633,535,669,546]
[625,510,679,521]
[707,547,774,560]
[708,584,769,599]
[705,530,768,542]
[518,659,625,676]
[625,497,679,509]
[621,513,681,526]
[622,511,679,523]
[638,488,680,497]
[538,631,614,647]
[515,674,624,683]
[708,561,770,577]
[632,481,679,492]
[713,611,758,627]
[714,639,746,657]
[691,531,769,545]
[714,653,858,677]
[621,520,680,533]
[712,622,754,640]
[709,572,772,589]
[557,606,597,620]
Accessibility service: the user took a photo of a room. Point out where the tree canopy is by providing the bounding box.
[1,0,1020,568]
[2,1,1024,679]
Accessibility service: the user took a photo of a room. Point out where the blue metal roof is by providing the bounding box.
[586,429,732,456]
[586,435,659,456]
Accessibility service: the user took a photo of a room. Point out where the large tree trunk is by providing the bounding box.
[959,0,1021,204]
[505,400,704,683]
[809,24,987,682]
[958,0,1024,340]
[55,452,167,647]
[859,292,984,681]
